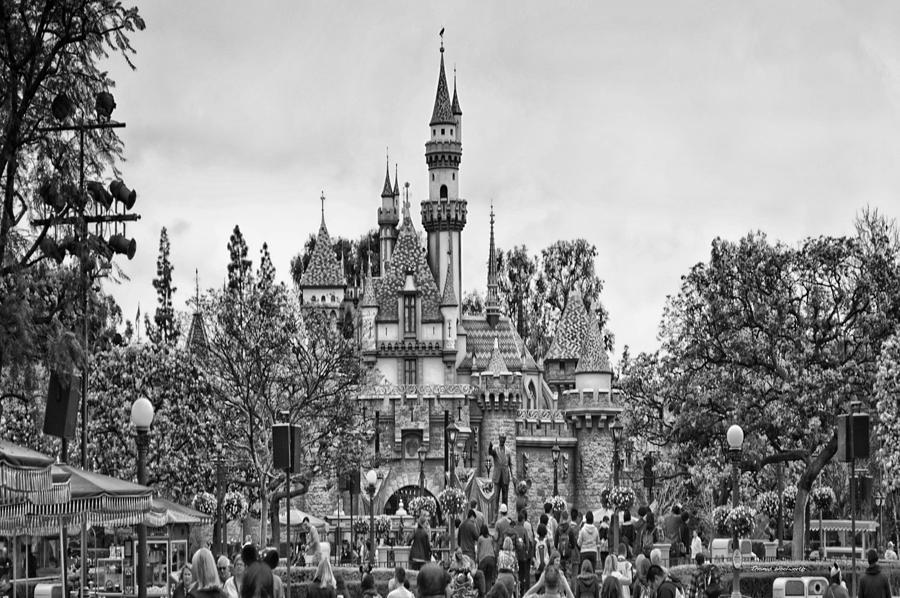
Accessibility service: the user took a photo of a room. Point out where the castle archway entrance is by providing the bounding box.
[384,485,443,524]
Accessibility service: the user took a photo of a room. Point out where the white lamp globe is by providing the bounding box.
[726,424,744,450]
[365,469,378,487]
[130,397,155,430]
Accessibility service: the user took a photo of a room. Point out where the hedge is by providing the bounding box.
[275,565,415,598]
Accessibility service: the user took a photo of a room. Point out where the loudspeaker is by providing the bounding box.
[347,469,361,495]
[837,413,870,461]
[43,371,80,439]
[272,424,304,473]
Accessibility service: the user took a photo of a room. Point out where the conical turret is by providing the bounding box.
[485,206,501,328]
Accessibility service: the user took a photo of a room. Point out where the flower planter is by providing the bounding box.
[762,541,778,562]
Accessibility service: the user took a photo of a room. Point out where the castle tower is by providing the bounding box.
[559,303,619,513]
[378,158,399,275]
[440,234,459,379]
[421,39,466,306]
[485,206,501,329]
[299,193,346,313]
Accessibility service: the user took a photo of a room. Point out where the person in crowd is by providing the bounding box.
[601,555,630,598]
[679,511,692,565]
[571,509,582,530]
[484,582,509,598]
[360,573,381,598]
[477,524,498,591]
[646,565,677,598]
[615,545,633,595]
[386,567,414,598]
[523,551,574,598]
[496,504,512,540]
[261,550,284,598]
[600,576,623,598]
[410,511,432,571]
[859,548,892,598]
[340,540,356,565]
[555,510,579,579]
[535,524,552,578]
[418,561,450,598]
[173,565,194,598]
[642,513,657,556]
[621,512,634,555]
[513,509,534,592]
[217,556,232,585]
[242,545,259,567]
[687,554,719,598]
[0,546,12,598]
[459,510,481,563]
[664,506,683,560]
[190,548,225,598]
[884,542,898,561]
[577,511,600,571]
[223,555,245,598]
[496,537,519,598]
[305,558,337,598]
[471,499,487,533]
[447,552,480,598]
[822,564,849,598]
[242,559,273,598]
[573,560,600,598]
[306,526,322,566]
[598,520,610,566]
[690,529,703,561]
[545,504,559,541]
[631,555,650,598]
[536,565,563,598]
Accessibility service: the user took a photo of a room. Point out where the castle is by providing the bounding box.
[297,40,631,523]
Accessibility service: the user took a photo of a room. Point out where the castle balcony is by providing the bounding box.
[377,339,444,357]
[420,199,467,230]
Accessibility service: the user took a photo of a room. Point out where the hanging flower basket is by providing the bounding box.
[192,491,218,516]
[599,488,612,509]
[712,505,731,536]
[353,519,370,535]
[438,487,466,517]
[810,486,836,513]
[609,486,636,511]
[756,491,780,519]
[725,505,756,538]
[222,491,249,521]
[408,496,437,518]
[374,514,392,537]
[548,495,567,514]
[782,485,798,513]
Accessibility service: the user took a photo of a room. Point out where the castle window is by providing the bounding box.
[440,185,448,199]
[403,359,417,385]
[452,173,455,180]
[451,129,454,136]
[441,128,445,135]
[403,295,416,335]
[310,296,317,303]
[432,129,435,137]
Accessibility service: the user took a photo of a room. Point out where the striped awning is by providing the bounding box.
[149,498,212,526]
[0,440,56,497]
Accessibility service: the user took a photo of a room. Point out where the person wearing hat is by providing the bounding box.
[823,563,849,598]
[884,542,898,561]
[496,504,512,541]
[489,436,513,523]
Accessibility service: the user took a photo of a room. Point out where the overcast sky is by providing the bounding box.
[103,1,900,358]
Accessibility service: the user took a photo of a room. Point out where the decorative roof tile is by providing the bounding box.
[485,337,510,375]
[545,290,589,361]
[440,260,458,307]
[576,305,612,374]
[374,219,442,322]
[452,84,462,115]
[299,218,346,289]
[360,274,378,308]
[430,53,455,126]
[381,161,393,197]
[461,315,540,373]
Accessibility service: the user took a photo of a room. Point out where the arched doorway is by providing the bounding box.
[384,485,443,524]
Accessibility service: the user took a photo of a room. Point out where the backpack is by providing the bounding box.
[515,529,531,562]
[558,524,572,559]
[537,539,548,567]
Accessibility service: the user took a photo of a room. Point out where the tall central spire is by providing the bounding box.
[486,204,500,328]
[430,41,454,126]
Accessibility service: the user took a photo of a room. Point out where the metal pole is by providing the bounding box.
[215,460,225,556]
[368,487,375,567]
[136,430,150,598]
[777,461,784,558]
[731,448,740,598]
[553,459,558,497]
[80,127,89,472]
[612,441,620,552]
[849,411,857,598]
[285,470,291,598]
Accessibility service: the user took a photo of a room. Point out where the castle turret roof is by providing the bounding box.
[545,289,590,360]
[485,336,511,375]
[381,159,393,198]
[441,241,458,308]
[299,214,345,288]
[452,75,462,115]
[360,272,378,308]
[185,311,208,358]
[575,303,612,374]
[374,216,441,322]
[430,49,455,126]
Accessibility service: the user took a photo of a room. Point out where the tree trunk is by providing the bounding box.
[791,434,837,560]
[270,495,282,548]
[259,483,269,547]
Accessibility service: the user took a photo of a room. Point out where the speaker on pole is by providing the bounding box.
[837,413,870,461]
[43,371,80,439]
[347,470,361,495]
[273,423,292,471]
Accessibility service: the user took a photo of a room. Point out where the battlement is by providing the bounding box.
[421,199,467,231]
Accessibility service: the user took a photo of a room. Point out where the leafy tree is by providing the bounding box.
[462,289,484,316]
[147,227,178,345]
[0,0,143,388]
[621,215,900,558]
[497,245,536,340]
[227,225,252,295]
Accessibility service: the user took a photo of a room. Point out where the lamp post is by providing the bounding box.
[447,422,459,488]
[131,398,155,598]
[365,469,377,567]
[726,424,744,598]
[552,441,561,497]
[35,92,139,467]
[643,453,655,504]
[418,446,427,497]
[611,420,623,552]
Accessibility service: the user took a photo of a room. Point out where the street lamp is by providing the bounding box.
[874,489,885,552]
[611,420,623,551]
[365,469,377,567]
[552,441,561,496]
[643,453,655,504]
[131,398,155,598]
[447,422,460,488]
[726,424,744,598]
[418,445,427,497]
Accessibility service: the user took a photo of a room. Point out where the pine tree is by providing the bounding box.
[258,243,276,291]
[227,225,253,295]
[151,227,179,345]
